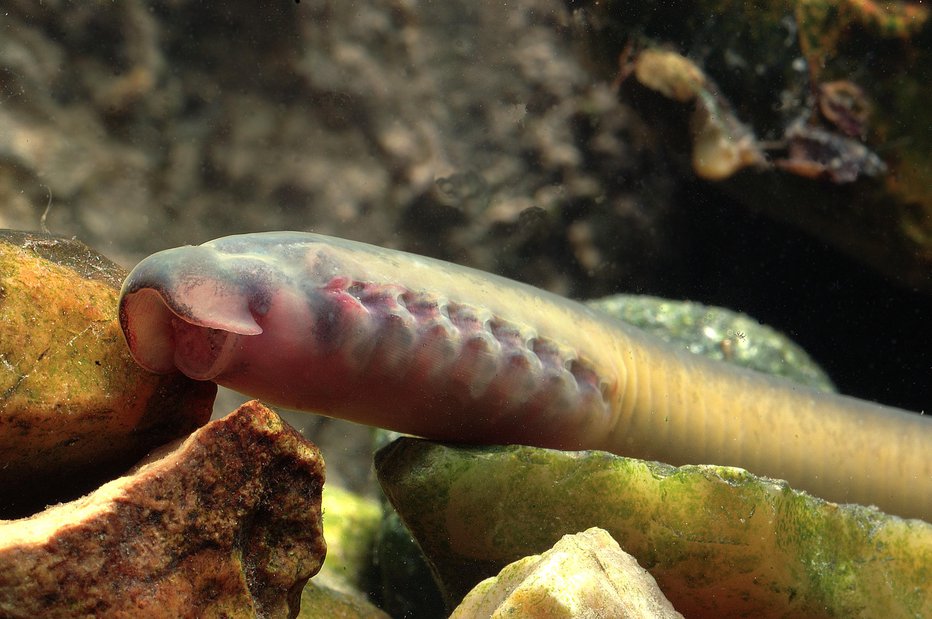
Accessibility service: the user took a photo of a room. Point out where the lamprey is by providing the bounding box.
[119,232,931,521]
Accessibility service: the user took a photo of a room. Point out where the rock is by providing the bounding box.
[313,461,446,618]
[0,400,326,619]
[0,230,215,517]
[451,527,683,619]
[586,293,835,392]
[296,485,389,618]
[315,485,382,594]
[298,583,391,619]
[376,438,932,618]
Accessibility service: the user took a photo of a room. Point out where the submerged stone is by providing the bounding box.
[587,293,835,392]
[0,401,326,618]
[451,527,683,619]
[377,438,932,618]
[0,230,215,517]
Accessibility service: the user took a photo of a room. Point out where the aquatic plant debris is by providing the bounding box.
[795,0,929,75]
[628,48,765,181]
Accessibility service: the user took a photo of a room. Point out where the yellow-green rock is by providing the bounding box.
[377,438,932,618]
[587,294,834,392]
[374,505,447,618]
[0,230,215,516]
[317,485,382,592]
[299,582,390,619]
[297,485,391,618]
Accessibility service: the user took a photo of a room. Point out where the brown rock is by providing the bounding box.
[0,230,215,517]
[0,400,326,619]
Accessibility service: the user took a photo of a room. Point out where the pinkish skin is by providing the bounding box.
[119,232,932,522]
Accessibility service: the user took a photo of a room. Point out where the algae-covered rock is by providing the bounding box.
[377,438,932,618]
[297,485,388,618]
[316,485,382,593]
[299,582,391,619]
[0,230,215,517]
[587,293,835,392]
[451,527,683,619]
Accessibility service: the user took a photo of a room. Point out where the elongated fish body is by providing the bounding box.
[119,231,931,521]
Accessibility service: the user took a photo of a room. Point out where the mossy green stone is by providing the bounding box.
[587,294,835,392]
[317,486,382,591]
[376,439,932,618]
[298,582,390,619]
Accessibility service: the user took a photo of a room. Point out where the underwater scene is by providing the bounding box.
[0,2,930,617]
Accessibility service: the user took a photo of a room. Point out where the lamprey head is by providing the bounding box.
[119,244,265,380]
